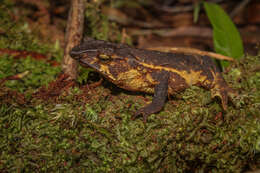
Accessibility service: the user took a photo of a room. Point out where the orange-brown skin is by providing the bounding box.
[70,38,234,121]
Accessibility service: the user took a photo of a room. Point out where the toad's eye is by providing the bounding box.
[98,54,111,61]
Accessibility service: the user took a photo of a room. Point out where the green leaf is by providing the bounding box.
[203,2,244,66]
[193,1,201,23]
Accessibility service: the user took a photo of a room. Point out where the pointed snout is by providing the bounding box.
[70,45,99,59]
[69,46,82,59]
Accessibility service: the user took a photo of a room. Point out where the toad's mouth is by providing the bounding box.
[70,48,98,59]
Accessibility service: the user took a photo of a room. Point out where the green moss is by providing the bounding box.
[0,56,61,92]
[0,1,62,92]
[1,55,259,172]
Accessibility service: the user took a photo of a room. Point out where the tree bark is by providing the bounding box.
[62,0,85,80]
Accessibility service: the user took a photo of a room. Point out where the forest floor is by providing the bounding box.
[0,0,259,172]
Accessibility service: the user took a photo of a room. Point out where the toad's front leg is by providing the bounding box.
[132,71,169,122]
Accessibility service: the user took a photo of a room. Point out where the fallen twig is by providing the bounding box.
[147,47,235,61]
[127,26,212,37]
[62,0,85,80]
[0,48,59,66]
[0,71,30,86]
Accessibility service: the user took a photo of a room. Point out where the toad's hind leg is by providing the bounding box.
[210,73,235,110]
